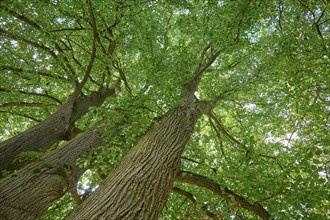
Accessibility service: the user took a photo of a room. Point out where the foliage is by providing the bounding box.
[0,0,329,219]
[13,150,46,163]
[40,193,76,220]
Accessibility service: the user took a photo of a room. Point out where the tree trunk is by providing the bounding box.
[0,127,104,220]
[0,87,116,173]
[68,103,207,220]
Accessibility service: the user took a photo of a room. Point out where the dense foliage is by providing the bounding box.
[0,0,329,219]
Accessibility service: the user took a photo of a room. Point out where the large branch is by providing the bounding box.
[181,46,221,104]
[175,170,271,220]
[172,186,196,204]
[0,123,109,219]
[0,82,118,173]
[195,89,236,116]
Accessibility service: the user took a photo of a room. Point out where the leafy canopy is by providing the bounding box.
[0,0,329,219]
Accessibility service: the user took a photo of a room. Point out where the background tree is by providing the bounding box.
[0,0,329,219]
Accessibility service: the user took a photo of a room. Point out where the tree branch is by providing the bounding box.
[0,66,66,81]
[208,110,248,152]
[0,102,46,108]
[172,187,219,220]
[49,28,86,33]
[75,0,98,91]
[0,28,77,77]
[112,61,132,94]
[0,110,41,122]
[0,88,62,105]
[0,28,57,58]
[207,117,226,158]
[172,186,196,204]
[181,156,218,174]
[175,170,271,220]
[0,7,78,77]
[181,46,221,103]
[1,7,42,30]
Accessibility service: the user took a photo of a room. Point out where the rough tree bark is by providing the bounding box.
[67,46,223,220]
[0,126,105,220]
[67,102,212,220]
[0,0,121,174]
[0,86,116,173]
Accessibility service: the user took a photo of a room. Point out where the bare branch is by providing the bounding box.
[181,156,218,174]
[163,12,173,49]
[0,65,67,81]
[208,116,226,158]
[0,28,57,58]
[195,49,221,79]
[181,156,202,165]
[208,111,248,152]
[172,187,219,220]
[296,0,328,50]
[75,0,98,91]
[1,28,77,79]
[0,110,41,122]
[175,171,271,220]
[1,7,41,30]
[1,7,79,77]
[181,46,221,103]
[316,1,329,24]
[172,187,196,204]
[112,61,132,94]
[49,28,86,33]
[0,87,63,105]
[0,102,45,108]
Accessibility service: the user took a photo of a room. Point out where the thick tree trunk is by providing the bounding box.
[68,103,207,220]
[0,127,104,220]
[0,87,116,173]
